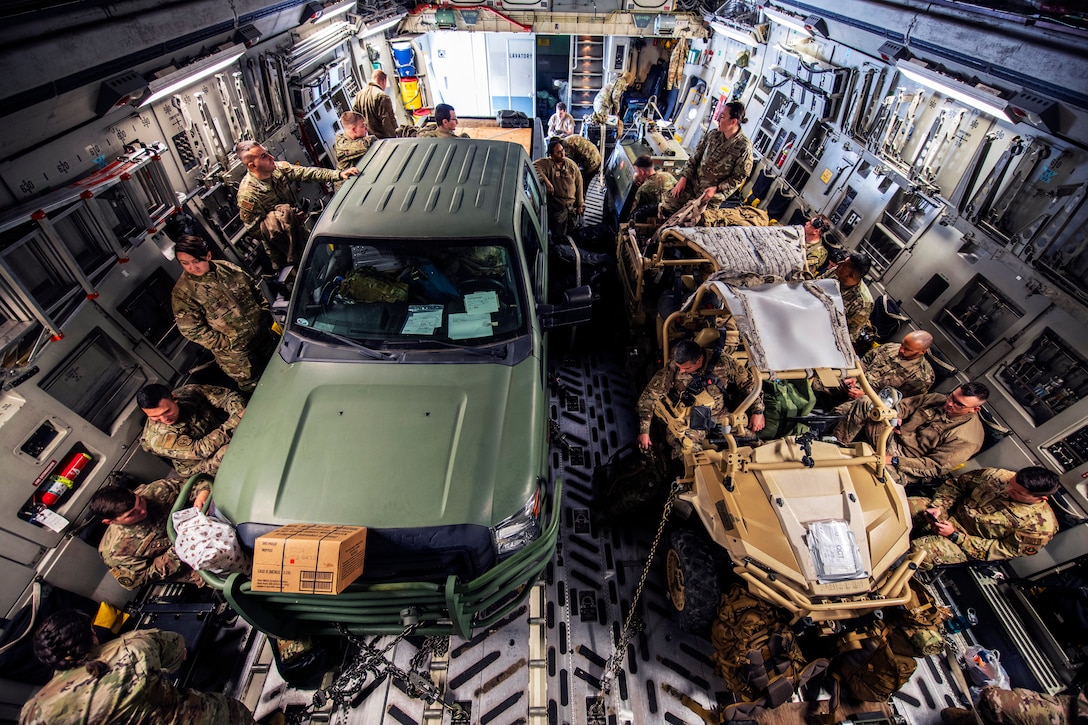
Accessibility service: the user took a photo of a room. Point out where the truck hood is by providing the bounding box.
[213,353,546,530]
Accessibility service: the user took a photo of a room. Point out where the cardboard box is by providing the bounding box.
[251,524,367,594]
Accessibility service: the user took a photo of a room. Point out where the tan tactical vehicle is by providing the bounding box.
[641,227,924,632]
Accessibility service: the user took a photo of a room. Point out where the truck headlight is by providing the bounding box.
[491,485,543,558]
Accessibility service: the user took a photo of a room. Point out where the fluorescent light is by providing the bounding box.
[140,45,247,107]
[710,20,759,47]
[315,0,355,22]
[762,6,812,36]
[895,58,1010,118]
[361,13,405,36]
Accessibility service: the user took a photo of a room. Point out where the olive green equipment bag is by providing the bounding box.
[339,268,408,303]
[830,619,917,703]
[885,579,950,657]
[757,378,817,440]
[711,585,829,718]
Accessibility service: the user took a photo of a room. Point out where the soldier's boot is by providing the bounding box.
[940,707,978,725]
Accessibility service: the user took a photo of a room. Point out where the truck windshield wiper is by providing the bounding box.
[386,338,509,359]
[292,325,397,360]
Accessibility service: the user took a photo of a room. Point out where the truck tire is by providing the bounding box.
[665,528,719,633]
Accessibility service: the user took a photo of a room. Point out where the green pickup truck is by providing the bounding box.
[194,138,591,639]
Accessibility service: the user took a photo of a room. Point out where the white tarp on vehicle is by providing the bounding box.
[708,279,857,372]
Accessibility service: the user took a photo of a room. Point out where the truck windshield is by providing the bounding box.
[292,238,526,345]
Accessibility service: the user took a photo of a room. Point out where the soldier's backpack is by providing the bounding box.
[711,585,829,718]
[885,579,950,657]
[831,620,917,703]
[869,295,909,342]
[592,443,669,522]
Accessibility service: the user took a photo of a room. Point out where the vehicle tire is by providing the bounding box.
[665,528,719,633]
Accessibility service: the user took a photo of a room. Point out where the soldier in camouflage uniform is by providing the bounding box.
[88,476,212,590]
[661,101,753,217]
[433,103,464,138]
[803,215,832,276]
[171,236,274,392]
[626,153,674,218]
[833,382,989,486]
[418,105,469,139]
[833,331,936,404]
[333,111,374,176]
[235,140,357,271]
[909,466,1059,570]
[560,134,601,190]
[351,69,398,139]
[822,252,874,343]
[637,339,765,456]
[21,610,257,724]
[628,154,677,220]
[590,71,630,123]
[138,383,246,477]
[534,138,584,238]
[942,684,1088,724]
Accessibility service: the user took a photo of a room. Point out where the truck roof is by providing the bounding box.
[315,137,532,241]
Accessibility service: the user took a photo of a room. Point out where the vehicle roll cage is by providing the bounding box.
[659,278,898,481]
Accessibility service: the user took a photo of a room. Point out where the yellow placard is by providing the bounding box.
[820,168,833,183]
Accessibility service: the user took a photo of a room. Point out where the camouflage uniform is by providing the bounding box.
[591,76,628,122]
[140,384,246,478]
[534,156,584,237]
[236,162,340,270]
[805,240,828,277]
[908,468,1058,569]
[632,170,677,214]
[561,134,602,189]
[418,127,468,139]
[172,260,274,392]
[99,478,212,590]
[659,129,754,217]
[19,629,256,725]
[352,82,398,139]
[333,132,374,172]
[833,392,985,485]
[860,342,935,398]
[637,352,764,455]
[942,686,1088,725]
[837,278,874,343]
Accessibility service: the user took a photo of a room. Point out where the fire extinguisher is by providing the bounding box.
[35,451,93,509]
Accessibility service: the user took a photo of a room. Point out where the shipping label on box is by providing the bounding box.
[251,523,367,594]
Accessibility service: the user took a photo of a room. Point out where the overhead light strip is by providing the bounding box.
[361,13,406,37]
[895,58,1010,118]
[140,45,247,107]
[314,0,355,23]
[710,20,759,47]
[761,6,811,36]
